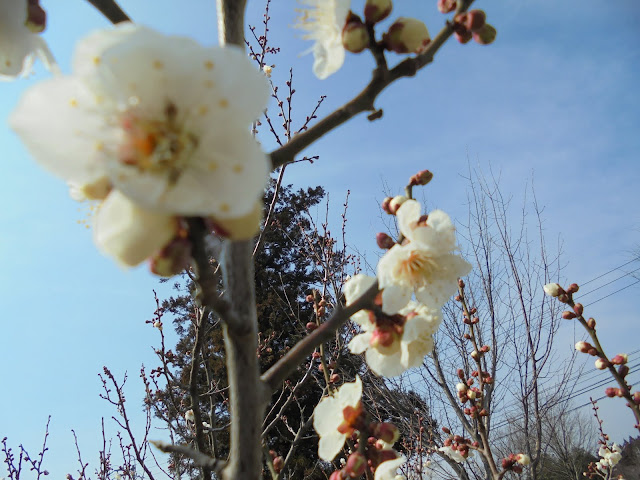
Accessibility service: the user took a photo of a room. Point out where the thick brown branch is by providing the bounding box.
[261,281,379,392]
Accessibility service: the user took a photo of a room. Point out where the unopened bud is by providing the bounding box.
[573,303,584,316]
[587,318,596,329]
[273,456,284,473]
[575,341,590,353]
[312,351,321,359]
[470,350,480,360]
[467,390,477,400]
[389,195,408,214]
[437,0,457,13]
[382,197,394,214]
[543,283,563,297]
[376,232,396,249]
[342,19,369,53]
[618,365,629,378]
[153,321,163,331]
[472,23,497,45]
[457,368,465,379]
[384,17,431,54]
[595,358,609,370]
[605,387,618,398]
[456,382,467,393]
[365,0,392,24]
[481,345,490,353]
[442,426,451,434]
[516,453,531,466]
[345,452,366,477]
[374,422,400,444]
[611,353,628,365]
[330,373,341,383]
[454,29,472,44]
[465,10,486,32]
[567,283,580,294]
[458,279,465,288]
[306,322,318,331]
[562,310,577,320]
[409,169,434,187]
[306,294,314,302]
[633,392,640,405]
[26,0,47,32]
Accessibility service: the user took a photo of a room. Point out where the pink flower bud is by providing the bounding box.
[573,303,584,316]
[595,358,609,370]
[409,169,434,186]
[611,353,629,365]
[470,350,480,360]
[465,10,486,32]
[384,17,431,54]
[364,0,393,24]
[455,29,472,44]
[376,232,396,249]
[457,369,466,379]
[567,283,580,294]
[472,23,497,45]
[587,318,596,329]
[306,322,318,331]
[575,341,590,353]
[633,392,640,405]
[273,456,284,473]
[562,310,577,320]
[438,0,457,13]
[345,452,366,477]
[618,365,629,378]
[342,19,369,53]
[381,197,393,214]
[605,387,618,398]
[330,373,341,383]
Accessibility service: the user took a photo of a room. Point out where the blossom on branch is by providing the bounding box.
[313,376,363,461]
[439,445,472,463]
[377,200,471,312]
[11,24,270,222]
[295,0,350,79]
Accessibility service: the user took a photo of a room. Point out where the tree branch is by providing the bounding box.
[269,0,475,170]
[85,0,130,23]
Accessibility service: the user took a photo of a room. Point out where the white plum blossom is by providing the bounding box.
[597,443,622,471]
[0,0,58,80]
[374,456,406,480]
[313,376,362,461]
[295,0,350,79]
[377,200,472,312]
[346,295,441,377]
[93,190,178,266]
[11,24,270,222]
[185,409,195,423]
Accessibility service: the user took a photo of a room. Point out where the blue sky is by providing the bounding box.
[1,0,639,476]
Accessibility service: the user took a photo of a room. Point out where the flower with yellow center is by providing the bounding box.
[345,274,441,377]
[377,200,471,311]
[10,24,270,221]
[313,376,363,461]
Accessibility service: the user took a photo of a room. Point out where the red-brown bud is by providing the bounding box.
[345,452,366,477]
[465,10,486,32]
[567,283,580,294]
[442,426,451,434]
[330,373,341,383]
[573,303,584,316]
[562,311,577,320]
[611,353,629,365]
[306,322,318,331]
[458,279,465,288]
[376,232,396,249]
[618,365,629,378]
[633,392,640,405]
[312,351,321,359]
[382,197,393,214]
[409,169,434,187]
[457,369,465,379]
[306,294,314,303]
[342,19,369,53]
[605,387,618,398]
[273,456,284,473]
[364,0,393,24]
[587,318,596,329]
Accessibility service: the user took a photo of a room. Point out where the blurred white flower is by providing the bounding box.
[0,0,58,80]
[313,376,362,461]
[377,200,471,311]
[295,0,350,79]
[185,409,195,422]
[374,456,406,480]
[11,24,269,220]
[93,191,178,267]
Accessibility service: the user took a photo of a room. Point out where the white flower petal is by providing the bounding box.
[396,199,421,240]
[349,333,371,354]
[375,456,406,480]
[93,191,177,266]
[381,284,411,314]
[344,274,377,305]
[366,348,404,377]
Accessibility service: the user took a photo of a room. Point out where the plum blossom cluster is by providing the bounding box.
[340,171,471,378]
[297,0,496,79]
[313,377,406,479]
[0,0,58,80]
[10,23,270,272]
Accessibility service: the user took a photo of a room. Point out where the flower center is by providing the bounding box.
[118,102,198,185]
[394,249,439,288]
